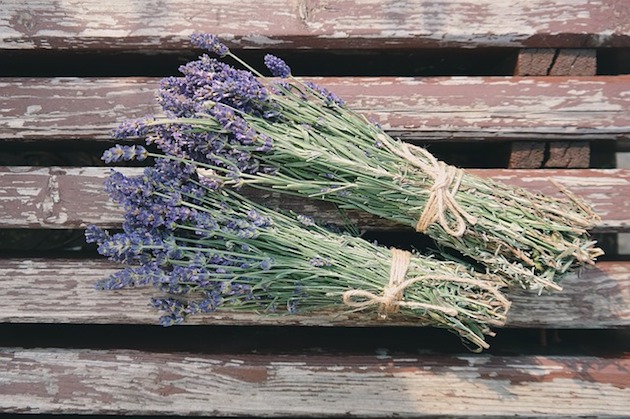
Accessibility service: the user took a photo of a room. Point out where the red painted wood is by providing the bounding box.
[0,167,628,232]
[0,258,626,327]
[1,76,629,141]
[1,0,629,50]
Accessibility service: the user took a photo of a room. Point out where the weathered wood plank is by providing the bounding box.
[0,259,627,328]
[1,167,628,232]
[1,76,629,142]
[1,347,628,417]
[1,0,629,50]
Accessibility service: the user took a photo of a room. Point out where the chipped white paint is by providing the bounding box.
[1,166,627,231]
[2,76,629,141]
[25,104,42,115]
[0,258,627,327]
[241,35,287,46]
[0,0,628,50]
[0,348,628,416]
[518,175,629,187]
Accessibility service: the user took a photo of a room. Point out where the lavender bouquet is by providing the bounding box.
[87,157,509,350]
[111,34,602,292]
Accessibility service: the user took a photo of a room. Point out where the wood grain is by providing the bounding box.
[0,347,628,416]
[1,0,629,50]
[516,49,597,76]
[0,258,627,328]
[1,76,629,142]
[1,166,628,232]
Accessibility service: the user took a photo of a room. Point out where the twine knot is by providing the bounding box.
[380,135,477,237]
[342,248,459,318]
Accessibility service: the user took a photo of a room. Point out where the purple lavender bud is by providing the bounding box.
[304,81,345,107]
[135,145,149,160]
[190,33,229,57]
[112,118,150,139]
[264,54,291,77]
[95,268,138,290]
[102,145,124,163]
[158,77,195,118]
[260,258,274,271]
[85,225,109,244]
[102,145,148,163]
[121,145,137,161]
[255,134,274,152]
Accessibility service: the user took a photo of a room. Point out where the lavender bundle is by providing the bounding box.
[111,33,602,292]
[88,158,509,350]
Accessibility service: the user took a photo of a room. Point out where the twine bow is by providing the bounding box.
[380,134,477,237]
[342,248,460,319]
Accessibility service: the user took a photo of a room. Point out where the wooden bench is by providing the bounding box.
[1,1,629,416]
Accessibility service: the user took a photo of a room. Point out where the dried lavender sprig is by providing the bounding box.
[109,34,602,292]
[89,157,509,350]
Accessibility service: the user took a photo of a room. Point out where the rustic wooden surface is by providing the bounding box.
[2,2,628,418]
[1,166,628,232]
[1,347,628,416]
[0,258,627,328]
[1,0,629,50]
[1,76,629,142]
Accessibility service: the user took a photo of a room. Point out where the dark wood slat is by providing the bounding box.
[1,0,628,50]
[516,49,597,76]
[0,347,628,416]
[509,141,592,169]
[1,76,629,142]
[1,166,628,232]
[0,259,627,328]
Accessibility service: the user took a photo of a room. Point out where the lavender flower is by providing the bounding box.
[89,34,516,349]
[178,55,270,115]
[102,145,148,163]
[112,118,151,139]
[158,77,196,118]
[264,54,291,78]
[190,32,229,57]
[304,81,345,106]
[85,225,109,244]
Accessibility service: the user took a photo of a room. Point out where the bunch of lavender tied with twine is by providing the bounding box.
[111,33,602,292]
[88,157,509,350]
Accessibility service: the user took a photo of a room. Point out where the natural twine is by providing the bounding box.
[342,248,460,319]
[379,134,477,237]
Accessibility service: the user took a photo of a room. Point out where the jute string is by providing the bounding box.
[342,248,460,319]
[379,134,477,237]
